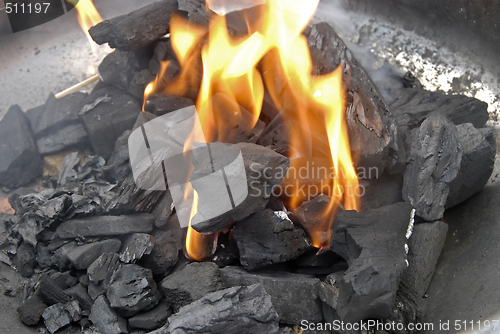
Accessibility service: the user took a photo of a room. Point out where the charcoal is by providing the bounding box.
[79,86,141,159]
[89,295,128,334]
[55,214,154,239]
[0,105,42,188]
[89,0,178,51]
[220,266,322,324]
[359,172,404,211]
[51,241,77,271]
[37,244,53,268]
[391,88,490,130]
[178,0,214,26]
[87,253,121,300]
[57,152,80,186]
[318,273,341,310]
[128,69,155,99]
[211,230,239,268]
[305,23,401,174]
[293,195,335,247]
[150,192,174,229]
[128,300,171,330]
[446,124,496,208]
[106,264,161,317]
[330,202,414,322]
[119,233,154,263]
[138,230,178,275]
[105,130,132,183]
[66,239,122,270]
[191,142,290,233]
[64,283,93,310]
[13,241,36,277]
[49,271,78,290]
[159,262,223,312]
[17,291,48,326]
[42,301,81,334]
[38,275,71,306]
[29,93,89,155]
[144,95,194,116]
[233,209,310,270]
[154,284,279,334]
[403,115,462,220]
[98,50,150,92]
[294,250,348,276]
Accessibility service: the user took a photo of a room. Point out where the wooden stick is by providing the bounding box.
[55,74,100,99]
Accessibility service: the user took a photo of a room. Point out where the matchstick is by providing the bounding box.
[55,74,100,99]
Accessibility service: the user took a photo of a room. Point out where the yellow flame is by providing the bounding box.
[67,0,102,55]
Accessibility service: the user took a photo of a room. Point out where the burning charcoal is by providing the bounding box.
[105,130,132,183]
[79,86,141,159]
[29,93,89,155]
[220,266,322,324]
[87,253,121,300]
[17,291,48,326]
[128,69,155,100]
[144,94,195,116]
[391,88,490,130]
[403,115,462,221]
[446,124,496,208]
[55,214,154,239]
[66,239,122,270]
[154,284,279,334]
[233,209,311,270]
[0,105,42,188]
[138,230,178,275]
[89,295,128,334]
[293,195,335,247]
[330,202,414,322]
[106,264,161,317]
[13,241,36,277]
[64,284,93,310]
[42,301,81,334]
[159,262,223,312]
[119,233,154,263]
[128,300,171,330]
[89,0,178,51]
[191,142,290,233]
[305,23,401,174]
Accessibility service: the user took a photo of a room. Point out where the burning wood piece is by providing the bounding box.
[89,0,178,51]
[220,266,322,324]
[106,264,162,317]
[66,239,122,270]
[0,105,42,189]
[89,295,128,334]
[446,123,496,208]
[87,253,121,300]
[159,262,224,312]
[155,284,279,334]
[330,202,414,322]
[79,86,141,160]
[128,300,172,330]
[55,214,154,239]
[403,115,462,221]
[233,209,311,270]
[190,142,289,233]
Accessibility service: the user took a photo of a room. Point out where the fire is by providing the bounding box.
[146,0,360,257]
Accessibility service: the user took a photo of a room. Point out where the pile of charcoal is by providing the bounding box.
[0,0,496,333]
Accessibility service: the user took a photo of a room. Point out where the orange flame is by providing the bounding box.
[149,0,360,255]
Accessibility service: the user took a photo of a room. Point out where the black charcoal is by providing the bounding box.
[38,275,71,305]
[0,105,42,188]
[49,271,78,290]
[13,241,36,277]
[128,69,155,99]
[105,130,132,183]
[66,239,122,270]
[403,115,462,220]
[119,233,154,263]
[87,253,121,300]
[159,262,223,312]
[51,241,77,271]
[42,301,81,334]
[138,230,178,275]
[17,291,48,326]
[106,264,161,317]
[233,209,310,270]
[128,300,171,330]
[56,214,154,239]
[89,295,128,334]
[293,195,335,247]
[144,95,194,117]
[64,283,93,310]
[89,1,178,51]
[220,266,322,324]
[150,192,174,229]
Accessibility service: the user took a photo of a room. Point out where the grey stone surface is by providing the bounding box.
[220,266,322,324]
[107,264,161,317]
[153,284,279,334]
[90,295,129,334]
[159,262,223,312]
[66,239,122,270]
[403,115,462,220]
[233,209,310,270]
[119,233,154,263]
[128,300,171,330]
[56,214,154,239]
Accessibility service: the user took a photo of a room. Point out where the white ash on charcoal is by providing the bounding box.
[42,300,82,334]
[190,142,290,233]
[89,0,179,51]
[330,202,414,323]
[87,253,121,300]
[403,115,462,221]
[220,266,322,324]
[151,284,280,334]
[79,85,141,160]
[119,233,154,264]
[27,92,90,155]
[159,262,224,312]
[138,230,178,276]
[89,295,128,334]
[106,264,162,317]
[232,209,311,270]
[128,300,172,331]
[0,105,43,189]
[66,239,122,270]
